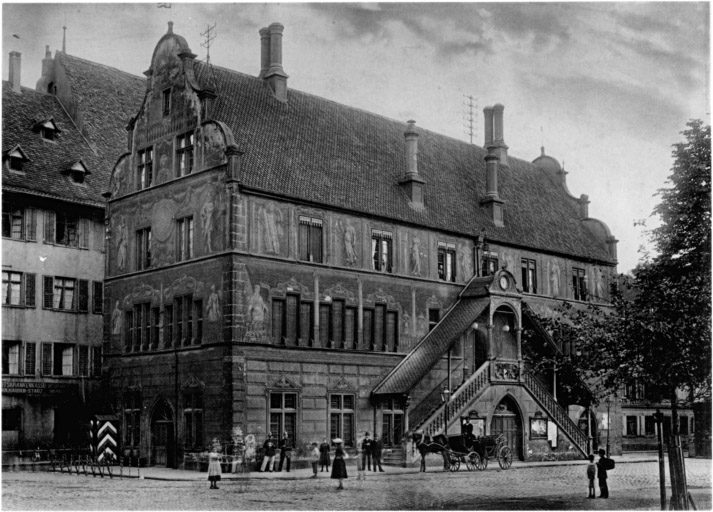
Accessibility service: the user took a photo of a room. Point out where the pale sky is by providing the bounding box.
[3,2,710,273]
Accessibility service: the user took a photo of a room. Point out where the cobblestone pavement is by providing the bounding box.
[3,458,711,510]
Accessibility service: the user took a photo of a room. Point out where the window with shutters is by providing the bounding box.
[176,216,193,261]
[92,281,103,314]
[300,302,313,346]
[184,389,203,449]
[319,304,330,347]
[137,146,153,190]
[2,203,35,241]
[521,258,537,293]
[43,276,77,311]
[269,392,297,442]
[345,306,357,349]
[386,311,398,352]
[25,342,36,375]
[284,295,298,345]
[164,305,173,348]
[41,343,52,375]
[298,216,323,263]
[78,345,89,376]
[572,267,587,301]
[53,343,74,376]
[331,300,344,349]
[374,304,386,351]
[2,342,20,374]
[272,298,285,343]
[136,227,152,270]
[78,279,89,312]
[329,394,355,447]
[123,390,142,447]
[91,346,102,377]
[437,242,457,282]
[2,271,22,306]
[176,132,194,177]
[273,295,308,346]
[371,230,393,272]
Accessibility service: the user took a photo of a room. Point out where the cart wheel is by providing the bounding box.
[465,452,479,471]
[498,446,513,469]
[476,454,488,470]
[449,454,460,472]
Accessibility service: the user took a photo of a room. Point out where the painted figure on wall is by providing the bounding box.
[111,301,122,335]
[116,218,128,271]
[201,200,215,253]
[247,285,268,331]
[594,268,605,301]
[260,204,282,254]
[411,237,422,276]
[549,260,561,297]
[341,219,358,266]
[459,243,473,281]
[207,284,221,322]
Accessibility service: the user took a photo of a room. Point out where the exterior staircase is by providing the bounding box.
[410,361,589,458]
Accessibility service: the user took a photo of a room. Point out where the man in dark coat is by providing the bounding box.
[259,433,277,472]
[596,448,609,498]
[278,431,292,472]
[462,418,474,445]
[371,434,385,472]
[360,432,372,471]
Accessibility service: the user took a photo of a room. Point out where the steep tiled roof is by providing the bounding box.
[196,62,613,263]
[2,82,105,206]
[372,296,490,395]
[56,53,146,177]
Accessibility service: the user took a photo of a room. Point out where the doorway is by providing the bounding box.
[381,399,404,447]
[150,399,174,468]
[490,396,523,461]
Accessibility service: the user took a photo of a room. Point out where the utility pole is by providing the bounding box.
[463,95,477,144]
[200,23,217,64]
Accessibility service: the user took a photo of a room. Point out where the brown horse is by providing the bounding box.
[411,431,450,472]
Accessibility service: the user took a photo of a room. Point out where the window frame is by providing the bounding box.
[136,227,152,270]
[2,341,21,375]
[137,147,154,190]
[176,132,194,177]
[268,391,298,442]
[437,242,457,282]
[176,216,194,262]
[329,393,355,447]
[572,267,587,301]
[521,258,537,294]
[123,390,142,447]
[162,88,171,117]
[298,216,323,263]
[371,229,393,273]
[183,389,204,450]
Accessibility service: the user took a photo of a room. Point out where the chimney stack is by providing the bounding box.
[264,22,288,101]
[41,46,53,77]
[259,27,270,79]
[399,120,425,209]
[578,194,590,219]
[9,51,21,93]
[481,146,505,227]
[483,103,508,165]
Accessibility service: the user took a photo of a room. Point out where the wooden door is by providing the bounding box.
[153,421,170,466]
[490,410,522,461]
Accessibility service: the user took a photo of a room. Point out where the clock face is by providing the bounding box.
[499,276,508,290]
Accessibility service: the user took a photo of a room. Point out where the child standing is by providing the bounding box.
[586,454,596,499]
[207,451,222,489]
[310,442,320,478]
[330,439,348,490]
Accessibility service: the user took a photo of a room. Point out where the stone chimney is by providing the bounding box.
[578,194,590,218]
[259,27,270,79]
[481,146,505,227]
[9,51,21,93]
[263,22,288,101]
[483,103,508,165]
[41,46,53,77]
[399,120,425,209]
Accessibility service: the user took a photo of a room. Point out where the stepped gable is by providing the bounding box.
[57,52,146,173]
[194,61,612,263]
[2,82,105,206]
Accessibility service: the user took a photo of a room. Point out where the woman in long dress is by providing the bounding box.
[330,439,348,490]
[208,451,222,489]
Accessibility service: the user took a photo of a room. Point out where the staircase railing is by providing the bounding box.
[521,368,589,456]
[417,361,491,437]
[408,361,467,430]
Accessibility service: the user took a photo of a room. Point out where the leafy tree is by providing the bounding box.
[524,120,711,434]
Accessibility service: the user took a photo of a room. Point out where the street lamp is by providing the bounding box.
[441,386,451,436]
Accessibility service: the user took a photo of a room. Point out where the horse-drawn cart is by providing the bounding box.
[413,431,513,472]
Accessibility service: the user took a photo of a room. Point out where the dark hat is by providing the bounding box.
[365,431,370,436]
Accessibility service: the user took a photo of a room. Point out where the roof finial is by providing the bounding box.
[62,25,66,53]
[168,21,174,34]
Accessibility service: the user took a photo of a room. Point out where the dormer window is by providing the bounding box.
[162,88,171,117]
[31,118,60,142]
[61,160,90,185]
[4,146,29,174]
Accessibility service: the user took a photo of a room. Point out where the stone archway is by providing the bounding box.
[150,397,175,468]
[490,395,523,461]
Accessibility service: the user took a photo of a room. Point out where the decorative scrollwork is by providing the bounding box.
[493,362,520,381]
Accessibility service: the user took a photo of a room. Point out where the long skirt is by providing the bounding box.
[208,460,222,482]
[330,457,348,479]
[319,451,331,467]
